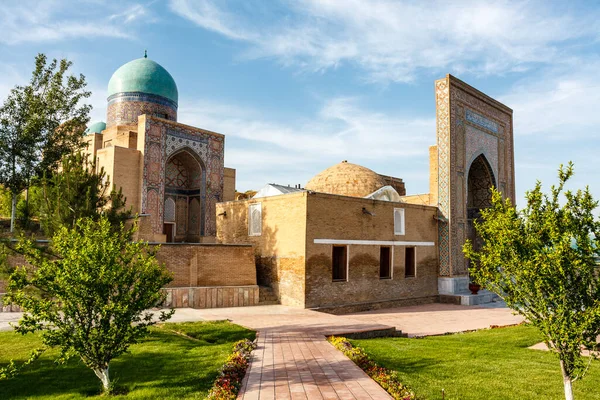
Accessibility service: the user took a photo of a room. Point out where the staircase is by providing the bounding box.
[440,289,501,306]
[258,286,280,305]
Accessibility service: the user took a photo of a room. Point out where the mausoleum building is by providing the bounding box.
[80,55,515,310]
[84,55,236,243]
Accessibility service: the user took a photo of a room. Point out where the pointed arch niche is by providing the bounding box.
[466,154,495,261]
[163,148,206,242]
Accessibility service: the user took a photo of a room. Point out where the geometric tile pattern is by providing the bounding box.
[435,79,451,275]
[465,125,498,180]
[141,117,225,237]
[106,94,177,127]
[435,75,515,277]
[465,109,499,134]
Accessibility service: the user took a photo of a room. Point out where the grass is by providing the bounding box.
[0,320,256,399]
[352,325,600,400]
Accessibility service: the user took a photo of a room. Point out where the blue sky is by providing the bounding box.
[1,0,599,207]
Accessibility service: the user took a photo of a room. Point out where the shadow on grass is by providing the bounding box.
[0,321,255,399]
[160,320,256,344]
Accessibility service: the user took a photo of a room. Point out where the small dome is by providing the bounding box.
[85,121,106,134]
[306,160,386,198]
[107,57,178,104]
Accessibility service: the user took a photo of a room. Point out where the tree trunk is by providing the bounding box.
[10,193,17,233]
[93,365,110,393]
[560,360,574,400]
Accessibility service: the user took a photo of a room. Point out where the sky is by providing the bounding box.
[1,0,599,207]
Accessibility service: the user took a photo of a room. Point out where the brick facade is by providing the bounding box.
[217,193,307,307]
[155,243,256,287]
[0,242,257,311]
[217,192,439,310]
[305,194,438,310]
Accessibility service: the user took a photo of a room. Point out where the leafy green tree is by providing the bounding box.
[0,185,19,219]
[0,53,91,232]
[464,162,600,400]
[39,152,130,236]
[2,217,174,393]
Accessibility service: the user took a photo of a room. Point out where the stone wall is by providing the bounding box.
[163,286,259,309]
[304,193,439,309]
[216,193,307,307]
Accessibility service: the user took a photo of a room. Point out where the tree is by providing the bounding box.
[464,162,600,400]
[0,185,19,219]
[2,217,174,393]
[38,152,130,236]
[0,53,91,232]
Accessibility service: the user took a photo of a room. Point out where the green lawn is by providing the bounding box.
[352,325,600,400]
[0,321,255,399]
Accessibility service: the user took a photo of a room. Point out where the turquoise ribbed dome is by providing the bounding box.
[107,58,178,104]
[85,121,106,134]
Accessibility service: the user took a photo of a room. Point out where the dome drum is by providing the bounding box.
[108,91,178,110]
[106,96,177,127]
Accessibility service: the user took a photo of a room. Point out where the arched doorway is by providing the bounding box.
[164,149,205,242]
[466,154,495,270]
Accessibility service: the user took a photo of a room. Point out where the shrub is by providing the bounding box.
[328,336,416,400]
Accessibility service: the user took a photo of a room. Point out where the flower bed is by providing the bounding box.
[328,336,416,400]
[207,338,257,400]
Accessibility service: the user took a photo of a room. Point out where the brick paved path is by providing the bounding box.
[239,330,392,400]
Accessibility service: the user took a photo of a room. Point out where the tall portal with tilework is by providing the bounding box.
[84,56,237,243]
[433,75,515,295]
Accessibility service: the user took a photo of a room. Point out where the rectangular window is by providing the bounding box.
[248,203,262,236]
[332,246,348,282]
[405,247,416,277]
[379,246,392,279]
[394,208,405,235]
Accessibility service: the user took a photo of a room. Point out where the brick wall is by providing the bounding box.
[304,193,439,309]
[429,145,439,206]
[217,192,440,310]
[155,243,257,287]
[223,168,236,202]
[1,242,257,311]
[378,174,406,196]
[216,193,307,307]
[97,146,142,214]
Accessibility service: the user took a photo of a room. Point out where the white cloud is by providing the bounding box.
[176,96,435,190]
[500,60,600,140]
[0,0,151,44]
[169,0,600,83]
[168,0,254,41]
[109,4,154,24]
[178,96,433,159]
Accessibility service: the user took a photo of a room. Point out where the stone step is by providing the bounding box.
[439,290,501,306]
[258,286,280,304]
[258,300,280,306]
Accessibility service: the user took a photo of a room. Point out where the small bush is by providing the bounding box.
[328,336,416,400]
